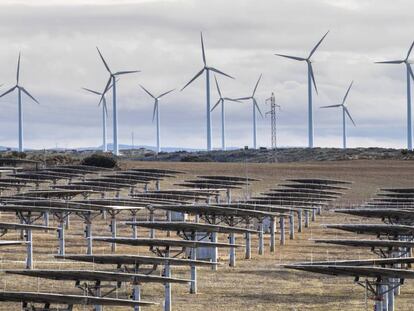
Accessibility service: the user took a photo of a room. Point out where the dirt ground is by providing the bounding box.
[0,159,414,310]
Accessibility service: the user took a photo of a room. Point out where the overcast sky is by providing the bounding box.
[0,0,412,150]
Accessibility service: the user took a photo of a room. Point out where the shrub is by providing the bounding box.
[81,153,117,168]
[180,155,212,162]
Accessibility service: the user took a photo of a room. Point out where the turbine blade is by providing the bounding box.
[211,98,222,111]
[20,87,39,104]
[181,68,205,91]
[308,30,329,59]
[224,97,242,103]
[99,77,112,105]
[253,98,263,118]
[309,63,318,94]
[158,89,175,98]
[103,98,108,117]
[82,87,101,96]
[209,67,234,79]
[140,85,155,99]
[0,86,16,98]
[201,32,206,66]
[234,97,251,101]
[344,106,356,126]
[152,101,158,122]
[214,75,222,98]
[342,81,354,105]
[114,70,140,75]
[320,104,341,108]
[252,74,262,96]
[16,52,21,85]
[275,53,306,61]
[96,47,111,73]
[375,60,404,64]
[407,40,414,60]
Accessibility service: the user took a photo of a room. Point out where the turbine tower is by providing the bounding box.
[140,85,175,153]
[376,41,414,150]
[181,32,234,151]
[0,53,39,152]
[320,81,356,149]
[211,75,240,150]
[236,74,264,149]
[275,31,329,148]
[96,47,140,156]
[82,86,110,152]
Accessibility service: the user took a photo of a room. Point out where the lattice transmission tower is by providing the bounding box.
[266,92,280,149]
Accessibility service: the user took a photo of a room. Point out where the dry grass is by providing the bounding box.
[0,160,414,310]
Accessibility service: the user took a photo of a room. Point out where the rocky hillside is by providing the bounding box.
[121,147,414,163]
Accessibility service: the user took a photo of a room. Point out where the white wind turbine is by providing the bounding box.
[139,85,175,153]
[320,81,356,149]
[376,41,414,150]
[181,32,234,151]
[0,53,39,152]
[235,74,264,149]
[211,75,241,150]
[82,86,110,152]
[275,31,329,148]
[96,47,140,155]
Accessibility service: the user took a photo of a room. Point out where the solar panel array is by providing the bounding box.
[0,165,351,310]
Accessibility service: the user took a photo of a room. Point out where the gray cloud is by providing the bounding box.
[0,0,412,150]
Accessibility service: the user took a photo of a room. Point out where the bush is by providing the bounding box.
[81,153,117,168]
[180,155,212,162]
[10,151,27,159]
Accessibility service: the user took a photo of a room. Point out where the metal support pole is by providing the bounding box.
[43,212,49,229]
[211,216,218,270]
[289,213,295,240]
[164,249,171,311]
[270,217,276,252]
[149,209,155,238]
[85,214,93,255]
[156,180,160,191]
[245,231,251,259]
[58,219,65,256]
[26,229,33,269]
[132,214,138,239]
[312,209,316,221]
[280,216,285,246]
[111,215,117,252]
[388,281,394,311]
[298,210,303,233]
[258,222,264,255]
[190,232,197,294]
[229,232,236,267]
[304,210,310,228]
[133,284,141,311]
[226,188,231,203]
[65,215,70,230]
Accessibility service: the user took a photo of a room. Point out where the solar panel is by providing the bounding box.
[0,291,155,307]
[5,269,190,284]
[127,221,258,234]
[56,254,217,266]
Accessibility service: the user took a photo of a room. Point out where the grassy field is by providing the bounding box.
[0,160,414,310]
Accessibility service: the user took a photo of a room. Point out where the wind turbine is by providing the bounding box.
[181,32,234,151]
[211,75,241,150]
[0,53,39,152]
[96,47,140,155]
[82,86,110,152]
[320,81,356,149]
[139,85,175,153]
[275,31,329,148]
[235,74,264,149]
[376,41,414,150]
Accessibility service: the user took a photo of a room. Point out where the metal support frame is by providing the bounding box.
[258,221,264,255]
[190,232,197,294]
[304,210,310,228]
[270,217,276,252]
[279,216,285,246]
[289,213,295,240]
